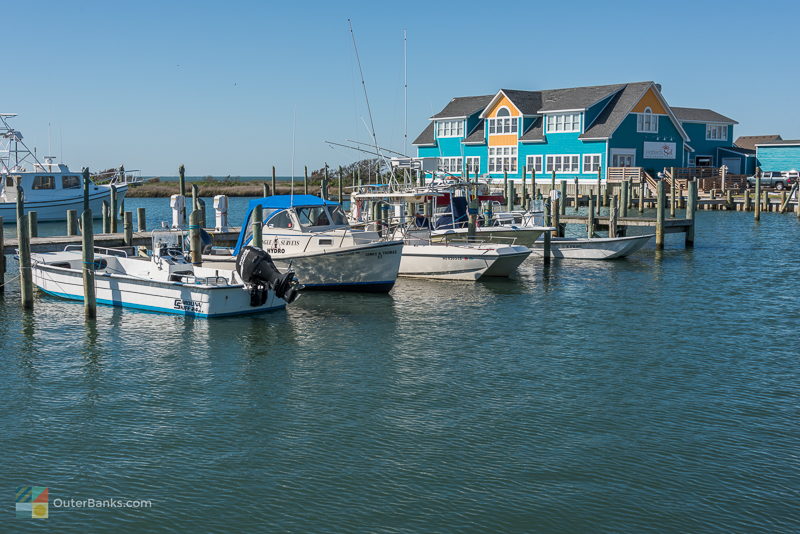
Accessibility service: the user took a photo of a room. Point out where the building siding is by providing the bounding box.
[682,123,734,166]
[756,145,800,172]
[609,114,684,172]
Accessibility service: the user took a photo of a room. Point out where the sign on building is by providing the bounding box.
[643,141,676,160]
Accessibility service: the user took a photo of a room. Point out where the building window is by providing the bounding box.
[546,112,581,133]
[466,156,480,174]
[436,120,464,138]
[487,107,518,135]
[32,175,55,190]
[706,124,728,141]
[438,157,463,174]
[62,175,81,189]
[488,146,517,173]
[636,107,658,133]
[546,155,580,173]
[583,154,601,173]
[525,155,543,175]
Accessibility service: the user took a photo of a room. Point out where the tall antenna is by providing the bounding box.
[347,19,381,165]
[48,122,52,157]
[291,108,296,204]
[403,29,408,158]
[60,126,63,163]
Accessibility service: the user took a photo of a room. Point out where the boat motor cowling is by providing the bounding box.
[235,246,302,304]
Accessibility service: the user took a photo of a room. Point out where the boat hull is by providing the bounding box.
[0,186,127,222]
[204,240,403,293]
[399,244,531,280]
[430,226,545,247]
[31,262,284,318]
[530,234,654,260]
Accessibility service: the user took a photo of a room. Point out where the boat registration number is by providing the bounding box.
[174,299,203,313]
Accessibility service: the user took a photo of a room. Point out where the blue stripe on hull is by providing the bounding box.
[38,288,285,318]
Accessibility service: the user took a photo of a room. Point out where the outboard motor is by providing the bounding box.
[235,246,302,305]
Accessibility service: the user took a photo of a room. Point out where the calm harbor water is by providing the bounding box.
[2,204,799,533]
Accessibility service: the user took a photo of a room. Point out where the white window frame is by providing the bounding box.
[525,155,543,175]
[436,119,464,138]
[706,124,728,141]
[466,156,480,174]
[610,148,636,168]
[487,108,519,136]
[545,112,581,133]
[488,146,517,173]
[636,107,658,133]
[438,157,463,174]
[545,154,580,174]
[583,154,602,174]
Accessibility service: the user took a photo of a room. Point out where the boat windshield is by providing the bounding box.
[296,206,330,228]
[328,206,349,226]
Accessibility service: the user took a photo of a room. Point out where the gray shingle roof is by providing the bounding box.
[519,117,544,142]
[463,121,485,145]
[411,121,435,146]
[754,139,800,146]
[735,135,782,150]
[430,95,494,119]
[498,89,543,115]
[580,82,652,139]
[672,106,737,124]
[537,83,627,112]
[718,145,755,155]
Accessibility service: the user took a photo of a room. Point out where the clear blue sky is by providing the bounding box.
[4,0,798,176]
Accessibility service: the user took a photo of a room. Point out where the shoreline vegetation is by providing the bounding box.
[125,159,385,198]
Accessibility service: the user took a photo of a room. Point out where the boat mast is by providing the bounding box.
[0,113,43,174]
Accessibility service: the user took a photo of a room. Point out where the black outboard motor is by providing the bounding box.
[236,246,303,305]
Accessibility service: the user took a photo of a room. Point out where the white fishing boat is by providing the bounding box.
[530,234,654,260]
[1,113,137,222]
[202,195,403,292]
[400,231,532,280]
[30,230,301,317]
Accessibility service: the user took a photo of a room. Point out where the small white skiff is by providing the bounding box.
[530,234,654,260]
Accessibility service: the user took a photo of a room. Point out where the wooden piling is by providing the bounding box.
[0,217,4,294]
[67,210,78,235]
[573,177,579,212]
[754,169,761,222]
[262,182,269,197]
[272,166,277,197]
[559,180,567,215]
[28,211,38,239]
[191,183,199,212]
[338,166,344,204]
[189,210,202,266]
[503,171,508,200]
[587,195,595,238]
[521,172,527,210]
[543,201,551,265]
[304,165,309,195]
[110,185,118,233]
[467,198,477,241]
[639,178,645,213]
[685,180,697,248]
[80,209,96,318]
[252,205,263,249]
[656,180,665,249]
[323,166,329,200]
[178,164,187,226]
[620,181,629,218]
[82,167,90,213]
[744,190,752,212]
[123,212,133,246]
[550,170,556,193]
[530,169,536,204]
[553,197,561,237]
[670,167,676,217]
[17,187,33,310]
[609,202,618,238]
[726,190,734,211]
[507,180,514,211]
[102,201,110,233]
[137,207,146,232]
[596,167,602,215]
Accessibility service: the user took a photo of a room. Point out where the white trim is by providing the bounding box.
[678,119,737,125]
[479,90,522,119]
[618,83,691,143]
[545,112,581,134]
[579,136,609,141]
[540,108,585,113]
[466,156,480,173]
[429,116,469,121]
[488,145,518,173]
[524,155,543,174]
[436,119,465,138]
[636,107,659,133]
[582,153,602,174]
[705,123,728,141]
[545,154,580,173]
[438,156,463,173]
[610,148,636,167]
[754,143,800,148]
[487,116,519,136]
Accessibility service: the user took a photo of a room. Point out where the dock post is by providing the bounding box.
[726,190,734,211]
[198,199,207,228]
[686,180,697,248]
[669,167,676,217]
[503,171,508,200]
[781,183,797,214]
[609,202,618,238]
[550,170,556,194]
[82,167,90,213]
[573,177,579,212]
[191,183,199,212]
[507,180,514,211]
[272,166,277,197]
[262,182,269,197]
[639,178,645,213]
[553,196,561,237]
[0,217,4,294]
[137,207,146,232]
[596,167,602,215]
[67,210,78,235]
[322,165,329,200]
[656,180,665,249]
[178,164,187,227]
[28,211,38,239]
[620,180,629,218]
[521,171,527,210]
[559,180,567,215]
[189,210,202,266]
[338,165,344,204]
[252,205,263,249]
[110,184,118,233]
[763,191,769,212]
[543,200,551,265]
[123,212,133,247]
[467,198,477,242]
[587,195,595,238]
[102,201,110,233]
[17,188,33,310]
[304,165,309,195]
[81,209,96,319]
[744,190,751,211]
[779,191,787,213]
[530,169,536,205]
[754,168,761,222]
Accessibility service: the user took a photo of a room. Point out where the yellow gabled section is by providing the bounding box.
[631,87,667,114]
[485,93,521,118]
[488,134,519,146]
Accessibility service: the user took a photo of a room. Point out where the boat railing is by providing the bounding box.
[442,233,519,246]
[172,274,231,286]
[64,245,129,257]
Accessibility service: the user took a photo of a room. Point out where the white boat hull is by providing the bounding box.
[0,186,127,222]
[204,240,403,292]
[430,226,545,247]
[530,234,654,260]
[31,258,284,318]
[399,244,531,280]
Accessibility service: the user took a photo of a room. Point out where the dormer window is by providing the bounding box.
[706,124,728,141]
[546,112,581,133]
[637,107,658,133]
[436,119,464,138]
[487,107,518,135]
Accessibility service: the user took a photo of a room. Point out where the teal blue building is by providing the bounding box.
[413,81,742,180]
[755,140,800,173]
